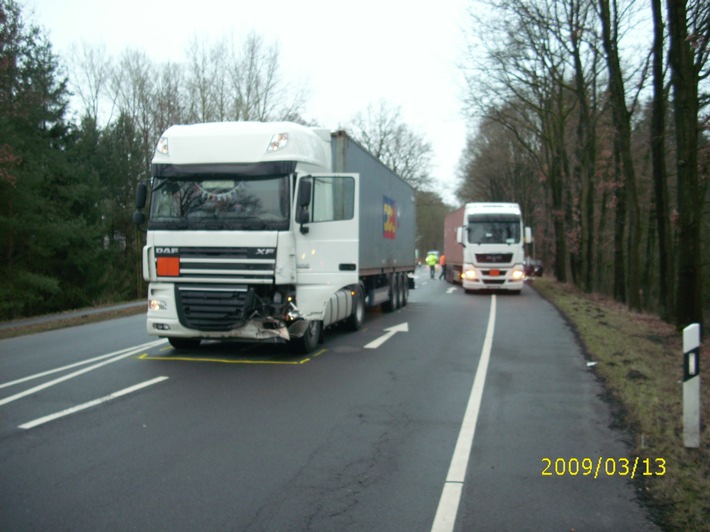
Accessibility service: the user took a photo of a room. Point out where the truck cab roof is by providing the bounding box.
[152,121,332,172]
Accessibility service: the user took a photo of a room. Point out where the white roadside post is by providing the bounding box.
[682,323,701,448]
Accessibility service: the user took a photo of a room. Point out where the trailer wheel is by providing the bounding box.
[168,337,201,350]
[345,284,365,331]
[400,273,409,306]
[393,274,402,309]
[293,320,322,354]
[381,274,396,312]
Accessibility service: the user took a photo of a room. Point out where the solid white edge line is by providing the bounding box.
[19,376,169,430]
[0,339,166,391]
[431,295,496,532]
[431,482,463,532]
[0,339,166,407]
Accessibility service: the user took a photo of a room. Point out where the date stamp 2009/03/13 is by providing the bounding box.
[542,457,666,478]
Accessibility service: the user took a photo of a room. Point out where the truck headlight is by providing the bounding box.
[511,266,525,281]
[464,268,478,281]
[149,299,167,311]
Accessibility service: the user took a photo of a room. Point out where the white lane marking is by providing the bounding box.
[431,295,497,532]
[0,340,166,390]
[446,287,457,294]
[19,376,169,429]
[0,339,166,406]
[364,322,409,349]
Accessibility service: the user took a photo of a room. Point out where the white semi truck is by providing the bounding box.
[133,121,416,353]
[443,202,531,293]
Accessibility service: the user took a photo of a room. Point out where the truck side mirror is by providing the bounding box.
[133,182,148,227]
[456,226,465,246]
[295,178,312,234]
[132,211,146,225]
[135,182,147,209]
[525,226,532,244]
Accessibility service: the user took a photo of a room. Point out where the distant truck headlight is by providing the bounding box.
[463,267,478,281]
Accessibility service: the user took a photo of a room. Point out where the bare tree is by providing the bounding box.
[563,0,603,292]
[458,113,537,207]
[67,42,114,125]
[347,100,434,190]
[153,61,185,137]
[184,34,221,123]
[226,32,308,122]
[110,49,158,170]
[182,32,308,124]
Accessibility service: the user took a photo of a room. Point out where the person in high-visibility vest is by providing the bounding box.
[439,254,446,280]
[425,253,437,279]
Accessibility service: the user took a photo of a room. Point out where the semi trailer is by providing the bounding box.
[133,121,416,353]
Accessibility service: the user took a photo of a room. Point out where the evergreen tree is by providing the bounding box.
[0,0,100,317]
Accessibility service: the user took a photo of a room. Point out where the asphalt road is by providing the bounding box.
[0,270,658,531]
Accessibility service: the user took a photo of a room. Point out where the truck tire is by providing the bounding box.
[393,274,401,309]
[345,283,365,331]
[381,274,397,313]
[400,273,409,306]
[168,337,201,350]
[293,320,322,354]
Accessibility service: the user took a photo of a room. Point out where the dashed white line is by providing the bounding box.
[431,295,497,532]
[0,339,166,406]
[19,376,169,429]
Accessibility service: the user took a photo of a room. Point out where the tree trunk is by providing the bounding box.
[599,0,642,311]
[650,0,675,322]
[613,140,626,303]
[667,0,703,328]
[570,16,596,293]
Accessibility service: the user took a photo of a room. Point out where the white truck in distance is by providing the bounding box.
[133,121,416,353]
[443,202,531,293]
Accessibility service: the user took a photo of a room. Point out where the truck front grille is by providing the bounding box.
[161,247,276,284]
[475,253,513,264]
[175,284,252,331]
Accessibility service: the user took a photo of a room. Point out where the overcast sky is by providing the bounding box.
[25,0,471,204]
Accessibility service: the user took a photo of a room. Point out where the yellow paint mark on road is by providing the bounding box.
[137,348,327,365]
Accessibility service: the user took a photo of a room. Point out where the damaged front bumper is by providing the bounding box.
[147,298,312,343]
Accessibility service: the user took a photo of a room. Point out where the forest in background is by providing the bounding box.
[456,0,708,330]
[1,0,707,332]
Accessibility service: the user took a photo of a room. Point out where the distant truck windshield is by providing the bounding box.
[467,213,521,244]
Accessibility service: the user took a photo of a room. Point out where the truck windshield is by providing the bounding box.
[467,214,521,244]
[148,175,290,230]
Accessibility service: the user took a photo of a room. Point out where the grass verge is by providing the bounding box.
[531,277,708,531]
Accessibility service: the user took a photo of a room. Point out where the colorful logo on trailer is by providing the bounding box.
[383,196,397,239]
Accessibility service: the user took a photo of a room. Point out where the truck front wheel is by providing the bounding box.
[293,320,322,354]
[345,284,365,331]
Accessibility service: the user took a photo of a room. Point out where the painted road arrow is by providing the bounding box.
[364,322,409,349]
